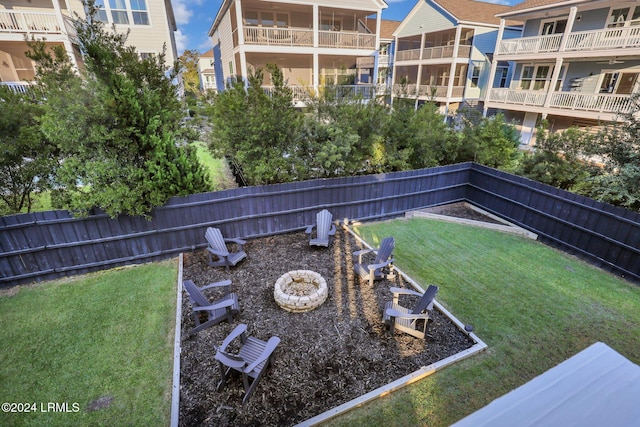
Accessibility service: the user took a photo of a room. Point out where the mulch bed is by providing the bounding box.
[179,223,476,426]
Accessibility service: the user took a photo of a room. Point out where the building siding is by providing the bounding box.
[396,0,456,38]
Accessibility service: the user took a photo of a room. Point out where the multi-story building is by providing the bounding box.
[355,19,400,87]
[0,0,178,91]
[208,0,388,102]
[199,48,217,92]
[485,0,640,146]
[391,0,521,115]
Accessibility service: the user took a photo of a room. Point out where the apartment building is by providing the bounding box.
[0,0,178,90]
[199,48,216,92]
[485,0,640,146]
[208,0,388,102]
[355,19,400,86]
[391,0,521,115]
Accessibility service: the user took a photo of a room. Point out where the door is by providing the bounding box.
[616,73,638,94]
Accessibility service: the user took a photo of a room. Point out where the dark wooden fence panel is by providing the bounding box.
[2,162,638,286]
[466,163,640,282]
[0,164,471,287]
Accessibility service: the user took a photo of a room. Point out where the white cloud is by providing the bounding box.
[172,0,193,25]
[174,29,188,54]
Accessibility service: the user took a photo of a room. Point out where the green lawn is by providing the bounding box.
[192,141,237,191]
[0,260,178,427]
[326,218,640,427]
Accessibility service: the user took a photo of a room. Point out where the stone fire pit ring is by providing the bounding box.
[274,270,328,313]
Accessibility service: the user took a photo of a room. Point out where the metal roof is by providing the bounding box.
[451,342,640,427]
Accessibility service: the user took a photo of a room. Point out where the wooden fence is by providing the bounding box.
[1,162,639,287]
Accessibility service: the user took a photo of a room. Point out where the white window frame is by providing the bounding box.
[539,17,568,35]
[606,6,640,28]
[520,64,554,90]
[92,0,151,27]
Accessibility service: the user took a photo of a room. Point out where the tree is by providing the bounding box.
[579,96,640,210]
[29,1,210,218]
[208,64,301,185]
[516,123,594,190]
[454,108,520,169]
[0,87,58,214]
[178,49,201,98]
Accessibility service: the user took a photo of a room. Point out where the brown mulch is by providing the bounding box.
[179,222,476,426]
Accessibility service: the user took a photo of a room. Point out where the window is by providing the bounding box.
[608,8,629,28]
[541,19,567,35]
[495,67,508,88]
[92,0,109,22]
[131,0,149,25]
[89,0,150,26]
[109,0,129,25]
[597,72,637,94]
[139,52,154,60]
[470,66,481,87]
[520,65,553,90]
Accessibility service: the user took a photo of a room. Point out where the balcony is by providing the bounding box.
[487,88,633,116]
[392,84,465,99]
[262,84,383,103]
[497,27,640,56]
[356,54,389,68]
[0,82,33,93]
[242,27,376,50]
[395,45,471,62]
[0,10,77,42]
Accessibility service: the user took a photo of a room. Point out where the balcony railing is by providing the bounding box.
[497,26,640,56]
[488,88,633,115]
[396,44,472,62]
[0,82,33,93]
[318,31,375,49]
[262,84,382,102]
[356,54,389,68]
[0,10,61,34]
[244,27,313,47]
[243,27,376,50]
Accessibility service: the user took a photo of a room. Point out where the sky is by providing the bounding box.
[171,0,515,56]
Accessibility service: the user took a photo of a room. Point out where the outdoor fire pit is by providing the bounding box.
[274,270,328,313]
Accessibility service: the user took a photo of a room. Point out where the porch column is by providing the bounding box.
[390,36,397,107]
[559,7,577,52]
[419,32,426,60]
[313,5,319,48]
[52,0,78,70]
[415,62,423,109]
[484,18,506,117]
[234,0,247,85]
[313,52,319,94]
[444,25,463,115]
[375,12,381,53]
[235,0,245,45]
[543,57,564,109]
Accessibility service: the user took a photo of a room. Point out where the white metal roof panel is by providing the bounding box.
[451,342,640,427]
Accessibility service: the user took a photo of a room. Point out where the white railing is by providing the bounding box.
[395,49,421,61]
[488,88,547,106]
[318,31,376,49]
[244,27,313,47]
[355,54,389,68]
[497,34,562,55]
[0,82,33,93]
[262,84,380,102]
[416,85,464,98]
[549,92,633,114]
[498,26,640,56]
[396,44,471,62]
[0,10,61,34]
[488,88,633,115]
[565,26,640,51]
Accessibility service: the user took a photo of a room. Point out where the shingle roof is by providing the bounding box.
[500,0,582,15]
[201,49,214,57]
[379,19,402,39]
[433,0,515,25]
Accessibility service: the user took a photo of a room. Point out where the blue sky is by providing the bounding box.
[171,0,515,55]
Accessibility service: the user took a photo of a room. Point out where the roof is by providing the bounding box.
[431,0,516,26]
[451,342,640,427]
[496,0,592,17]
[379,19,402,39]
[200,49,214,58]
